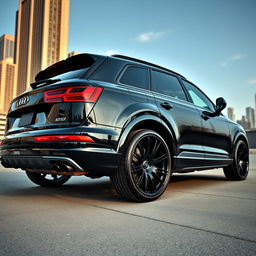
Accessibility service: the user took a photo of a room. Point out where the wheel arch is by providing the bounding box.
[117,114,177,158]
[233,132,249,149]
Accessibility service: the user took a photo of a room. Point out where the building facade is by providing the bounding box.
[0,113,6,139]
[0,34,16,115]
[0,58,17,113]
[15,0,69,95]
[246,107,255,129]
[0,34,15,61]
[68,51,80,57]
[227,107,236,122]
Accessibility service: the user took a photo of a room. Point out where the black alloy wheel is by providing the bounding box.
[223,140,249,180]
[111,130,172,202]
[26,170,71,187]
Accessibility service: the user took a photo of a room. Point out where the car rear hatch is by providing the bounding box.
[5,54,105,135]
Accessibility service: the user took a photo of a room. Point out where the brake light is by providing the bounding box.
[33,135,95,143]
[44,86,103,103]
[0,140,4,146]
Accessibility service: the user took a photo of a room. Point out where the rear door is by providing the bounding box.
[151,69,205,170]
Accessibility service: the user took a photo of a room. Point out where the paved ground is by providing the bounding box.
[0,156,255,256]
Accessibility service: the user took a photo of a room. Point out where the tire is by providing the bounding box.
[223,140,249,180]
[26,170,71,187]
[111,129,172,202]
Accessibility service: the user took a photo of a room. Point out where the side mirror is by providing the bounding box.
[215,97,226,115]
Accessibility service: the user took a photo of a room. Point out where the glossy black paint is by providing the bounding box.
[0,54,248,177]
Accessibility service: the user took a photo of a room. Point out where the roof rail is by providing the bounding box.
[112,54,185,78]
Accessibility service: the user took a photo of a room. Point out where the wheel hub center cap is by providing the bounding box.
[142,160,149,169]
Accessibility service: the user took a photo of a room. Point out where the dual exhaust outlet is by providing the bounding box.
[52,162,75,172]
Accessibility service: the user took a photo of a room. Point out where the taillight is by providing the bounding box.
[33,135,95,143]
[44,86,103,103]
[0,140,4,146]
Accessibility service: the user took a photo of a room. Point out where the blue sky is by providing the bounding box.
[0,0,255,120]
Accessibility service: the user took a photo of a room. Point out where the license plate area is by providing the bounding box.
[19,112,34,127]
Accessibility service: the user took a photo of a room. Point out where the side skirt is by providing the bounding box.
[173,150,233,172]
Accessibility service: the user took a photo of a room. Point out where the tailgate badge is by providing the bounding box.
[17,96,30,107]
[12,151,21,155]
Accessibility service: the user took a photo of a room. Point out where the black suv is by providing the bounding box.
[0,54,249,202]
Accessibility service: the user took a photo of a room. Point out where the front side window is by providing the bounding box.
[182,80,215,112]
[119,66,149,90]
[151,70,187,101]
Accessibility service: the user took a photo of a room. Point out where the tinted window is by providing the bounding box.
[151,71,187,101]
[120,66,149,90]
[182,80,215,112]
[53,68,89,80]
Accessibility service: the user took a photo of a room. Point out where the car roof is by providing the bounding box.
[111,54,186,79]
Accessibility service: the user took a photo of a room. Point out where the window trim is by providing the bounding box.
[150,68,189,102]
[181,79,216,112]
[116,64,150,91]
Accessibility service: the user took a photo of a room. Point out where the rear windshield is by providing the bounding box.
[35,54,96,81]
[51,68,90,80]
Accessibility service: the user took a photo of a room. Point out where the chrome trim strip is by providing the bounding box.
[179,164,227,171]
[179,144,204,152]
[175,156,232,161]
[65,148,117,154]
[42,156,85,171]
[203,146,229,155]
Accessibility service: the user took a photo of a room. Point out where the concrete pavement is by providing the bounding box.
[0,156,256,256]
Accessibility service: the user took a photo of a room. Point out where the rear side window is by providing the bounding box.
[119,66,149,90]
[151,70,187,101]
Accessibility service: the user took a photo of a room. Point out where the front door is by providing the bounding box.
[181,79,232,167]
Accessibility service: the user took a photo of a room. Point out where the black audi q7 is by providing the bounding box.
[0,54,249,202]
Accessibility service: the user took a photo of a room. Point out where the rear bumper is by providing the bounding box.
[0,126,122,176]
[0,147,121,176]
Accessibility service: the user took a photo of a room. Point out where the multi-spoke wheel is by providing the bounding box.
[223,140,249,180]
[26,170,71,187]
[111,129,172,202]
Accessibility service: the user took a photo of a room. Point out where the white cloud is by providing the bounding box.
[220,53,246,67]
[220,61,228,67]
[136,29,175,43]
[248,79,256,85]
[105,50,119,56]
[230,53,246,61]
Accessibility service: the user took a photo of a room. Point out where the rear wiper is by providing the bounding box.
[30,79,61,89]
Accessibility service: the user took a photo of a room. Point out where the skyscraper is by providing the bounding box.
[0,34,16,114]
[0,113,6,139]
[227,107,236,122]
[0,58,17,113]
[255,93,256,128]
[237,115,250,130]
[15,0,69,95]
[68,51,80,57]
[246,107,255,129]
[0,34,15,61]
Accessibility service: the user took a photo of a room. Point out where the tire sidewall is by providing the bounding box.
[233,140,249,180]
[124,130,172,200]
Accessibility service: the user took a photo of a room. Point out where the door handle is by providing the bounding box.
[160,102,173,110]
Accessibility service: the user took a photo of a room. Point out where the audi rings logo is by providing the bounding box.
[16,96,30,107]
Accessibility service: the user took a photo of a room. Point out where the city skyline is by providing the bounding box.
[15,0,69,95]
[0,0,255,121]
[0,34,16,114]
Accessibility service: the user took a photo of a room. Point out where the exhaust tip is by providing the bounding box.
[61,164,74,172]
[52,163,61,172]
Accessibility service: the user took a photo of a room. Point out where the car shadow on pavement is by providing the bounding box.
[0,169,228,203]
